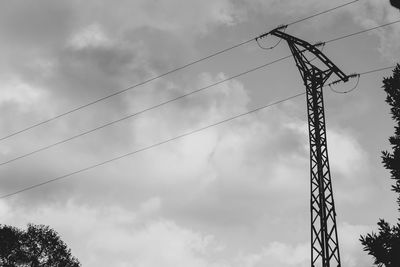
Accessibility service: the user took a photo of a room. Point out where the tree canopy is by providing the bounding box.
[0,223,80,266]
[390,0,400,10]
[360,64,400,267]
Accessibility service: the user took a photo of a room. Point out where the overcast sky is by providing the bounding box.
[0,0,399,266]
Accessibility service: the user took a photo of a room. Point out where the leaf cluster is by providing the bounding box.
[0,224,80,267]
[390,0,400,10]
[360,64,400,267]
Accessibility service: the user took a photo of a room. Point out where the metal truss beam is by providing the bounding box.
[268,29,348,267]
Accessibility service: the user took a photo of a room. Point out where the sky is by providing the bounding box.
[0,0,399,266]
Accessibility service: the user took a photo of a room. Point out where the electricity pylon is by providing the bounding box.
[257,27,349,267]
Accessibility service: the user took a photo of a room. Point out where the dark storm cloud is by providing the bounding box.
[0,0,194,113]
[0,0,74,46]
[1,1,395,265]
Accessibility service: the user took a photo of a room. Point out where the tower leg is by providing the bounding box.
[305,69,341,267]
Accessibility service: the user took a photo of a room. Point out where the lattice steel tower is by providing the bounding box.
[257,28,349,267]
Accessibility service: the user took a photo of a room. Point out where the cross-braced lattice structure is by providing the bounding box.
[259,28,349,267]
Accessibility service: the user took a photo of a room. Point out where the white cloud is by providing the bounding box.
[349,0,400,59]
[0,1,394,267]
[68,0,243,41]
[129,0,243,35]
[236,242,309,267]
[0,76,53,153]
[241,0,399,58]
[68,23,113,49]
[328,128,368,178]
[0,200,227,267]
[277,117,371,188]
[0,200,10,218]
[3,199,374,267]
[138,196,162,215]
[339,222,375,267]
[0,76,46,109]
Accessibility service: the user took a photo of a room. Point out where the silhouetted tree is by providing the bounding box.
[360,64,400,267]
[390,0,400,10]
[0,223,80,266]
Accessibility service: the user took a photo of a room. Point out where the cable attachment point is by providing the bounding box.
[328,73,360,94]
[347,73,360,79]
[255,32,269,41]
[314,41,325,48]
[256,25,288,50]
[256,24,288,41]
[274,24,288,32]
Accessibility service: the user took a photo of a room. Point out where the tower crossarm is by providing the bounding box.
[267,29,348,83]
[257,28,350,267]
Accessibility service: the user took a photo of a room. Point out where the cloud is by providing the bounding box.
[0,76,54,152]
[339,222,375,267]
[2,198,374,267]
[237,242,309,267]
[0,71,252,208]
[0,1,392,266]
[234,0,399,58]
[233,222,375,267]
[0,76,47,111]
[68,23,113,49]
[0,200,227,267]
[282,117,373,206]
[0,0,243,115]
[0,0,74,47]
[100,0,243,35]
[1,67,314,262]
[348,0,400,60]
[329,128,368,178]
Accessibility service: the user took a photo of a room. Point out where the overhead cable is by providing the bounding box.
[329,74,360,94]
[0,56,293,166]
[286,0,361,26]
[325,19,400,43]
[0,93,305,199]
[0,64,396,199]
[1,20,398,167]
[328,65,397,93]
[0,0,363,142]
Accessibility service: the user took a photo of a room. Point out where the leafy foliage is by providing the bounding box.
[0,224,80,266]
[360,64,400,267]
[390,0,400,10]
[361,219,400,267]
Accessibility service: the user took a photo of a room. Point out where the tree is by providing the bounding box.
[390,0,400,10]
[360,64,400,267]
[0,224,80,266]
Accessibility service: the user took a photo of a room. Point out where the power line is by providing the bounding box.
[1,20,398,167]
[0,0,362,142]
[0,39,253,142]
[327,65,398,93]
[0,64,396,199]
[329,74,361,94]
[359,65,396,75]
[325,19,400,43]
[327,66,397,87]
[0,93,305,199]
[286,0,361,26]
[0,55,293,166]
